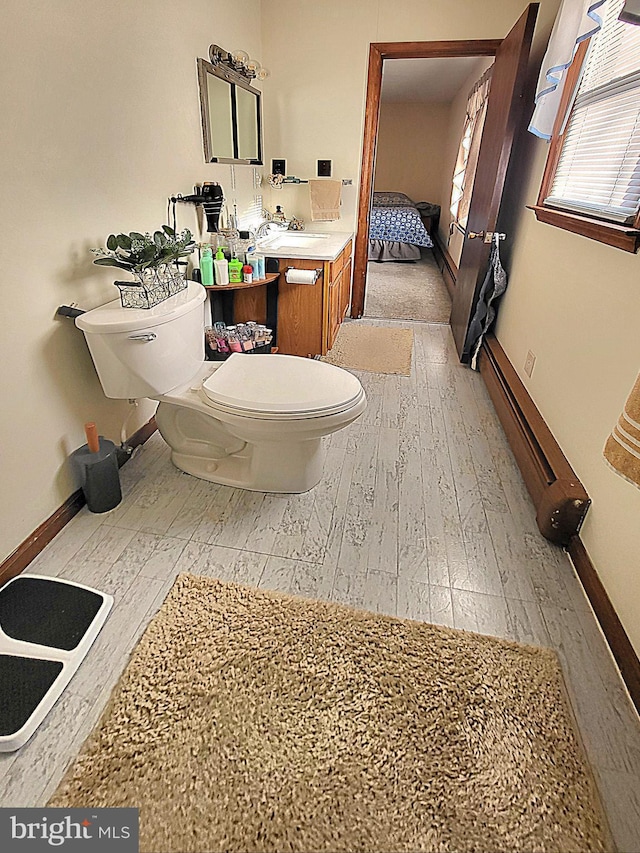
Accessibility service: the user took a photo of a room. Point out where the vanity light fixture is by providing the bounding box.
[208,44,270,82]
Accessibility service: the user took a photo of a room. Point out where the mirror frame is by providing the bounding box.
[197,57,263,166]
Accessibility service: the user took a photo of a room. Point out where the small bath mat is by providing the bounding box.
[322,323,413,375]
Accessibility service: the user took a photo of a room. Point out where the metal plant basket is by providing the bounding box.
[115,265,187,309]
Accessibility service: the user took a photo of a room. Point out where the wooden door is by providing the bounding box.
[351,5,538,362]
[450,6,538,359]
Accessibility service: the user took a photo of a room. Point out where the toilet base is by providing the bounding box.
[155,401,328,493]
[169,438,325,494]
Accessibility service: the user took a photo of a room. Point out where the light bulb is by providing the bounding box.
[232,49,250,66]
[246,58,261,75]
[256,67,270,81]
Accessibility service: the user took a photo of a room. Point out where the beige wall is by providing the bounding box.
[260,0,640,655]
[374,101,449,208]
[0,0,263,562]
[261,0,560,228]
[496,137,640,656]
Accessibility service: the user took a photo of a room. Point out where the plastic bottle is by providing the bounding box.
[214,247,229,285]
[246,250,259,281]
[200,247,214,286]
[214,322,230,353]
[228,256,243,284]
[243,264,253,284]
[226,326,243,353]
[236,324,253,351]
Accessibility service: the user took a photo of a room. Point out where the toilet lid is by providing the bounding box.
[202,353,364,417]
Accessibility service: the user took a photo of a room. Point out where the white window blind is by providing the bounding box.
[545,0,640,224]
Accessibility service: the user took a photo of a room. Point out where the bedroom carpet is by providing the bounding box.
[49,574,612,853]
[321,323,413,375]
[365,250,451,323]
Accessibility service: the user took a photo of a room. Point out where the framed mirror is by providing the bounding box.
[197,57,263,165]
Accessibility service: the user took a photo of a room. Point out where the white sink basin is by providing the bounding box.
[253,230,352,262]
[258,232,330,251]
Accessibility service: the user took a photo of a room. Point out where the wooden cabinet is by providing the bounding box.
[340,255,352,319]
[277,239,352,358]
[326,240,352,351]
[327,268,343,351]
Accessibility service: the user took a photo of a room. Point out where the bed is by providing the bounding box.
[368,192,434,262]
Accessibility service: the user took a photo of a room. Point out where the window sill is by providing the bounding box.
[528,205,640,253]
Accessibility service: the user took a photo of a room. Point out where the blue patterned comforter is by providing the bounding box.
[369,198,433,248]
[372,191,415,208]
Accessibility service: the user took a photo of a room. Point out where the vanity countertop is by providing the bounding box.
[255,230,353,262]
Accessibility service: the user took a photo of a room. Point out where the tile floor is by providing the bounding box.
[1,320,639,851]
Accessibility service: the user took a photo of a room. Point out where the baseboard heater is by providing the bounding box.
[477,334,590,545]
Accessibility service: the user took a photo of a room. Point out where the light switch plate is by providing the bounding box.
[524,350,536,377]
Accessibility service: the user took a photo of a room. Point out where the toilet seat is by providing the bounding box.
[201,353,364,420]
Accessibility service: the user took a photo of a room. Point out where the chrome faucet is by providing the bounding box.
[254,218,289,239]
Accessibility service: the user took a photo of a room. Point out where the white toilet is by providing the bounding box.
[75,282,366,493]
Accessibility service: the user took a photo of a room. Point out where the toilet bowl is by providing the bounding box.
[76,282,366,493]
[156,354,366,492]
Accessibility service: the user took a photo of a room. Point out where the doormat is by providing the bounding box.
[49,575,612,853]
[322,323,413,375]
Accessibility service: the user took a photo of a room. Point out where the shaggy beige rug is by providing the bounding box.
[365,252,451,323]
[322,323,413,375]
[50,575,612,853]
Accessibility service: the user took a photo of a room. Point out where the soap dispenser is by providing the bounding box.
[214,247,229,285]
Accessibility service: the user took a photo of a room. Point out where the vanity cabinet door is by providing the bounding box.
[340,255,352,319]
[277,258,324,357]
[328,268,343,351]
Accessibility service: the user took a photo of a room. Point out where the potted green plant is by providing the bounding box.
[92,226,196,308]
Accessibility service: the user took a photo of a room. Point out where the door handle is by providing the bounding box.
[128,333,156,342]
[468,231,506,243]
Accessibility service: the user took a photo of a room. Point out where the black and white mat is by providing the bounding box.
[0,574,112,751]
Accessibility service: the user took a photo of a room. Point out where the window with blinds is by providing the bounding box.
[544,0,640,225]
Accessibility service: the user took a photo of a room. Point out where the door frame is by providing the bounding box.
[351,39,501,322]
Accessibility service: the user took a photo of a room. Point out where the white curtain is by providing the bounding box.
[529,0,606,140]
[450,67,493,229]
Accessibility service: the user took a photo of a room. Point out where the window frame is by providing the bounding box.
[529,40,640,253]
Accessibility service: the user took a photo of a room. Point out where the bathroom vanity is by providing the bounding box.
[257,232,353,358]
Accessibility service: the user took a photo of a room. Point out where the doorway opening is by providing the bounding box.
[364,55,494,325]
[351,5,538,360]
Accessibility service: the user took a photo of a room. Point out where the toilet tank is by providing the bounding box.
[76,282,207,399]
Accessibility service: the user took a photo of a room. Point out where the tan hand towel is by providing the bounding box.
[603,370,640,488]
[309,179,342,221]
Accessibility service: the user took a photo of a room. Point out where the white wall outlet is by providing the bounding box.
[524,350,536,378]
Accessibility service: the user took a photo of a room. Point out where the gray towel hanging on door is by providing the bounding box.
[465,234,507,370]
